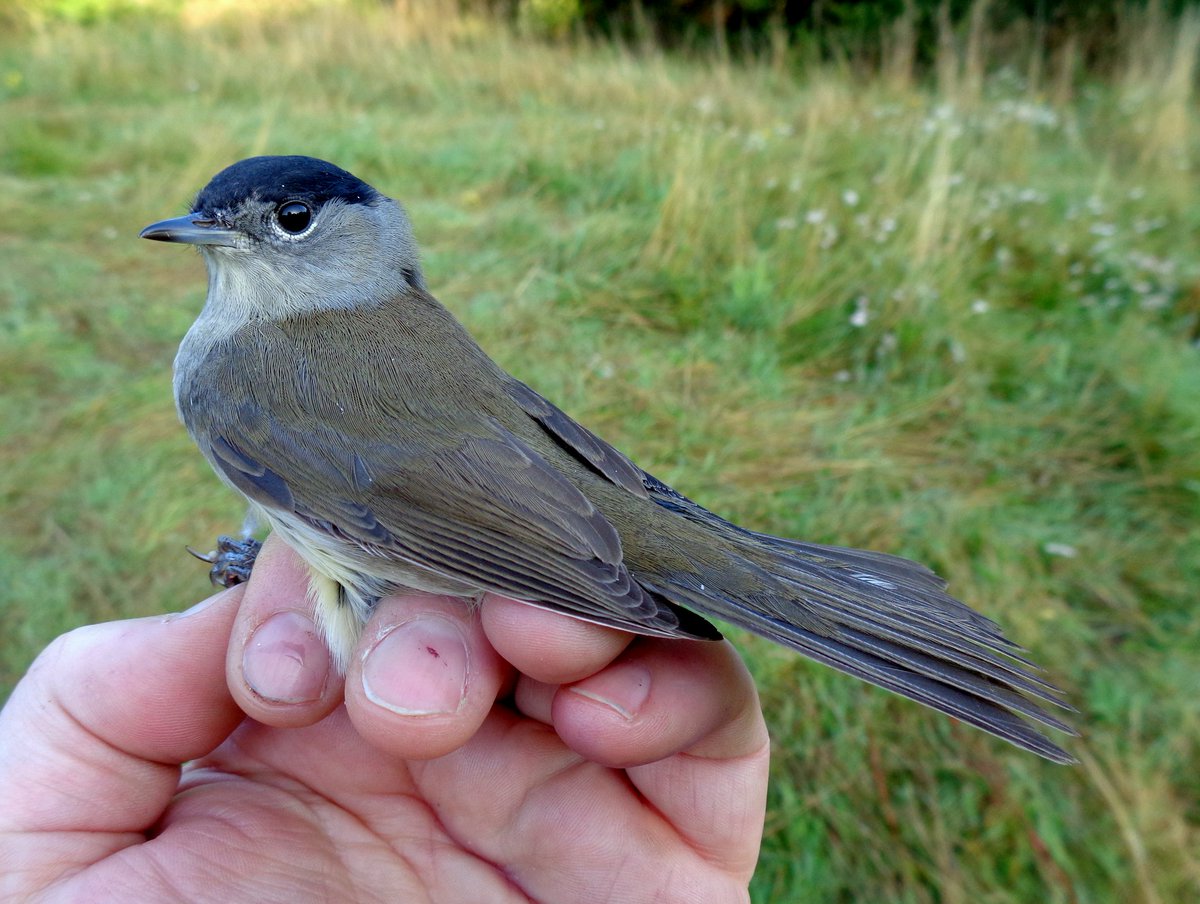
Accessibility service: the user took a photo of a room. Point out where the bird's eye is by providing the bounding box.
[275,201,312,234]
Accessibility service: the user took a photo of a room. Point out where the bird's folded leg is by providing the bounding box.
[188,535,263,588]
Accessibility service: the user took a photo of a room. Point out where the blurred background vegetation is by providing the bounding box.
[1,0,1198,900]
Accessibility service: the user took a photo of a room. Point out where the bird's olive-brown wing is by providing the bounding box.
[198,404,719,641]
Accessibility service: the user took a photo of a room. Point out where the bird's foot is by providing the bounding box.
[188,535,263,588]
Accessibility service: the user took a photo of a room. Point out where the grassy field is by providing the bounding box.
[2,1,1198,900]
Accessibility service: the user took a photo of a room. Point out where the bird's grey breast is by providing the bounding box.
[175,312,277,441]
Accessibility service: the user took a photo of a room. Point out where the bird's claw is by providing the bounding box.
[188,535,263,588]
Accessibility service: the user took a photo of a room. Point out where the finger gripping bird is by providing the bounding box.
[142,155,1076,763]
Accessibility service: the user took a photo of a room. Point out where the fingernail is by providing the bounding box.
[362,616,469,716]
[243,611,330,704]
[566,664,652,720]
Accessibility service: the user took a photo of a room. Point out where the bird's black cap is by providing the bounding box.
[193,155,379,214]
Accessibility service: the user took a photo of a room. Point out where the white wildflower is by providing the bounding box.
[1044,542,1078,558]
[849,296,870,328]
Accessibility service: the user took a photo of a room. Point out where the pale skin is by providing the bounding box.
[0,536,770,903]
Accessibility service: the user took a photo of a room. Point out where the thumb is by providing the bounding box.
[0,588,244,889]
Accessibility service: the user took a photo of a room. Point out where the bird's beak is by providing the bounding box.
[139,214,243,247]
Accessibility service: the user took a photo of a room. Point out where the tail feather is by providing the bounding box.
[649,541,1077,764]
[774,574,1062,693]
[641,479,1076,762]
[762,540,1032,659]
[803,597,1069,708]
[759,546,1066,698]
[761,612,1077,763]
[834,626,1075,733]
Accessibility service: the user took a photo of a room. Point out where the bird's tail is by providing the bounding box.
[643,485,1077,762]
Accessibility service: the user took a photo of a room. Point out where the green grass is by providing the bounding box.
[2,2,1199,900]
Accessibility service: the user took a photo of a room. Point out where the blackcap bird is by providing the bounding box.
[141,155,1075,763]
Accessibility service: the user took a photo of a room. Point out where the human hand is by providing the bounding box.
[0,536,769,902]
